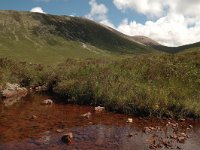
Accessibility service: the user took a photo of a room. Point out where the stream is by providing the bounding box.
[0,94,200,150]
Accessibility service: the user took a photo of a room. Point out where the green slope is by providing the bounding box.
[0,10,158,64]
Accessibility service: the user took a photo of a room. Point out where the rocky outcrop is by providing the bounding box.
[1,83,27,98]
[0,83,28,106]
[1,83,28,98]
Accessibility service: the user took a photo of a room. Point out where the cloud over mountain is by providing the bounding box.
[86,0,114,28]
[30,7,46,14]
[113,0,200,46]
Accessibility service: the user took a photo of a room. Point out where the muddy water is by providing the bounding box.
[0,94,200,150]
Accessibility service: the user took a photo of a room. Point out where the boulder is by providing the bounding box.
[0,82,28,106]
[2,83,27,98]
[5,83,19,90]
[2,89,17,98]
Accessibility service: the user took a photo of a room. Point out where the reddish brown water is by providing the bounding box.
[0,94,200,150]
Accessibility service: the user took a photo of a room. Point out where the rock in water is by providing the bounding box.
[61,133,73,144]
[95,106,105,112]
[178,137,186,143]
[127,118,133,123]
[32,115,37,119]
[143,127,151,134]
[56,129,64,133]
[41,99,53,105]
[81,112,92,119]
[179,118,186,122]
[1,83,28,106]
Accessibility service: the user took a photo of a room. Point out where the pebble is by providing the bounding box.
[32,115,37,119]
[81,112,92,119]
[189,125,193,129]
[41,99,53,105]
[56,129,64,133]
[179,119,186,122]
[127,118,133,123]
[143,127,151,133]
[61,133,73,144]
[178,137,185,143]
[128,133,133,137]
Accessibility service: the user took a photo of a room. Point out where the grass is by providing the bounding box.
[0,51,199,119]
[0,10,158,65]
[0,30,113,64]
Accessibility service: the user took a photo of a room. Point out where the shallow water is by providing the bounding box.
[0,94,200,150]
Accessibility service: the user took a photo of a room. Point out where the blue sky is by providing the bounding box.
[1,0,200,46]
[0,0,146,25]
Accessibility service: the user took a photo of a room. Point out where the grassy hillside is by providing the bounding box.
[0,10,158,64]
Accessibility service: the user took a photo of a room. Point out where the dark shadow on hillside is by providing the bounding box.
[31,13,155,54]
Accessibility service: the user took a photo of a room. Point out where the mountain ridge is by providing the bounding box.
[0,10,160,63]
[0,10,199,64]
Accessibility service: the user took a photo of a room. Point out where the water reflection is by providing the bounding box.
[0,94,200,150]
[2,96,22,107]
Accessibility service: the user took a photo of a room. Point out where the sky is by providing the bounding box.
[1,0,200,47]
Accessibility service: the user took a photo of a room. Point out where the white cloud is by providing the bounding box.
[117,14,200,46]
[113,0,200,46]
[113,0,200,18]
[113,0,166,18]
[167,0,200,17]
[86,0,114,28]
[30,7,46,14]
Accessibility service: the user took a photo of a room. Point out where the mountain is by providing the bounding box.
[131,36,161,47]
[0,10,159,64]
[132,36,200,53]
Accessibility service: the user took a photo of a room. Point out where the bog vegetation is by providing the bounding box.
[0,51,199,118]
